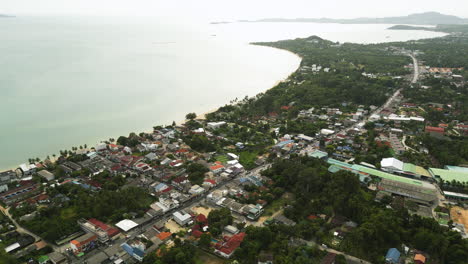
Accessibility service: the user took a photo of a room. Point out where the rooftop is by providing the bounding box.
[429,168,468,183]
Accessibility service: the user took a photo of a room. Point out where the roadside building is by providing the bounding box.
[78,218,119,242]
[173,211,192,226]
[70,233,98,255]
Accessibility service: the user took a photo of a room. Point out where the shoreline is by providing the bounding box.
[0,46,302,174]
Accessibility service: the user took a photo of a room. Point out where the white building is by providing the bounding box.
[380,158,404,173]
[173,211,192,226]
[207,121,227,130]
[320,129,335,136]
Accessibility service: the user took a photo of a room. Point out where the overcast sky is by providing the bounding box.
[2,0,468,20]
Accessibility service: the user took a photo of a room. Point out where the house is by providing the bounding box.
[425,126,444,135]
[385,248,400,264]
[214,232,246,258]
[37,170,55,181]
[189,185,205,195]
[156,232,172,242]
[173,211,192,226]
[210,164,225,174]
[414,254,426,264]
[145,153,158,161]
[70,233,98,255]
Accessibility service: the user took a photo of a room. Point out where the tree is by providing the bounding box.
[199,233,212,248]
[208,208,233,236]
[185,113,197,120]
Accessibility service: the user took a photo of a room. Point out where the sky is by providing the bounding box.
[2,0,468,20]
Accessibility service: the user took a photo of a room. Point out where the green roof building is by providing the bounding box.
[429,168,468,183]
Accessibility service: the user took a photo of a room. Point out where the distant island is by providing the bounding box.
[210,21,232,25]
[0,14,14,18]
[245,12,468,25]
[389,24,468,34]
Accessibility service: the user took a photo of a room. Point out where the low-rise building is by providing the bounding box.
[173,211,192,226]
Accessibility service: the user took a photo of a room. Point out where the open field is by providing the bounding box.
[196,249,227,264]
[192,206,213,216]
[450,206,468,231]
[165,219,185,233]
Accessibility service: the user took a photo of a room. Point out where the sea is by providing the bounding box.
[0,16,446,170]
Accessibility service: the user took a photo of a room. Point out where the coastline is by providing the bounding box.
[0,45,302,174]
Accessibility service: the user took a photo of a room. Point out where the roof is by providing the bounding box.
[173,211,191,221]
[156,232,172,241]
[353,164,432,187]
[385,248,400,262]
[309,150,328,159]
[381,158,404,171]
[425,126,444,133]
[403,163,430,177]
[115,219,138,232]
[429,168,468,183]
[414,254,426,263]
[210,164,225,171]
[445,165,468,173]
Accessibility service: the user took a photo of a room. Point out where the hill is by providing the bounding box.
[249,12,468,25]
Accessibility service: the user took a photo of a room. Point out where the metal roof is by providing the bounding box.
[429,168,468,183]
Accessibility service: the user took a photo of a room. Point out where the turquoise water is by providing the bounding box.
[0,16,445,170]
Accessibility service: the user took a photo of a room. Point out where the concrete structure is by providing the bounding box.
[207,121,227,130]
[381,158,404,173]
[173,211,192,226]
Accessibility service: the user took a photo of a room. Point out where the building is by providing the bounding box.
[37,170,55,181]
[425,126,445,135]
[47,252,68,264]
[115,219,139,232]
[0,170,16,192]
[429,167,468,184]
[78,218,119,242]
[381,158,404,173]
[210,164,225,174]
[207,121,227,130]
[224,225,239,234]
[385,248,400,264]
[214,232,246,258]
[414,254,426,264]
[17,163,37,177]
[121,242,145,262]
[70,233,98,255]
[378,178,438,205]
[173,211,192,226]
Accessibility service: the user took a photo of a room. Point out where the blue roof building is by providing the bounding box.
[385,248,400,264]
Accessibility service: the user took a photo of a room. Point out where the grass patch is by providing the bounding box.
[195,248,227,264]
[263,194,292,216]
[239,151,260,170]
[215,155,229,163]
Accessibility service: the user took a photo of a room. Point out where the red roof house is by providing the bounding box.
[425,126,445,135]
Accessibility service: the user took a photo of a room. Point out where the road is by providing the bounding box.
[0,205,59,252]
[410,53,419,84]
